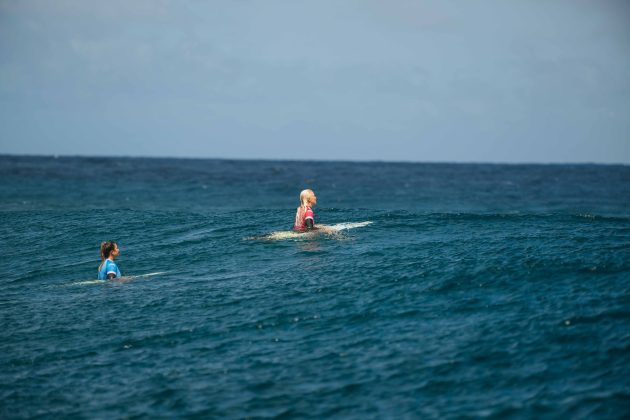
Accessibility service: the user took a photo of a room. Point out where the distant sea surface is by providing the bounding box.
[1,155,629,418]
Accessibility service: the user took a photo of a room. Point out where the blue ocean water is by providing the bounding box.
[1,155,629,418]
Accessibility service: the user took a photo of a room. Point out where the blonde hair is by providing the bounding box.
[299,189,314,208]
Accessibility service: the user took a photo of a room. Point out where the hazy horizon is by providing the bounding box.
[3,152,629,167]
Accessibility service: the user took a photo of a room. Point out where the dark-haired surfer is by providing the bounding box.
[98,241,122,280]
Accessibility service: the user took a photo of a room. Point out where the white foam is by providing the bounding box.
[260,221,372,240]
[70,280,106,286]
[126,271,167,279]
[323,221,373,231]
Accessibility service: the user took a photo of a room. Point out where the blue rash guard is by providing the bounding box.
[98,259,121,280]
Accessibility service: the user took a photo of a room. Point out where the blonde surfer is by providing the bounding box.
[293,189,318,232]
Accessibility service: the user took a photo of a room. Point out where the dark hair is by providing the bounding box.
[100,241,118,259]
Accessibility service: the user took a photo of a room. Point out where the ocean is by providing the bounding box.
[1,155,629,418]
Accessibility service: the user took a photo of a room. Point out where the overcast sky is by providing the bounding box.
[0,0,629,163]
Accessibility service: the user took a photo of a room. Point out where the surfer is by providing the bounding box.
[98,241,122,280]
[249,191,368,240]
[293,189,318,232]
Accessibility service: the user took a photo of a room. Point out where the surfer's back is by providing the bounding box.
[293,189,317,231]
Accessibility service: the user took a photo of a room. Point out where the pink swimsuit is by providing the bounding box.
[293,206,314,231]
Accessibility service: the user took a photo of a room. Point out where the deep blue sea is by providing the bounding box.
[1,155,629,418]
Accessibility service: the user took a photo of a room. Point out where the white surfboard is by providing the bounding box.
[323,221,373,231]
[69,271,167,286]
[258,221,372,240]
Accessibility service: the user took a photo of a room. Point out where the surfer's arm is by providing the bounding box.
[105,261,120,279]
[304,207,315,230]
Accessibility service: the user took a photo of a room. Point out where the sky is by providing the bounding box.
[0,0,629,163]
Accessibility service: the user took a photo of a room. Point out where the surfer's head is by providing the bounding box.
[299,189,317,208]
[100,241,119,260]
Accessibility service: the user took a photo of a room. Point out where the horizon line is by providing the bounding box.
[0,152,628,167]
